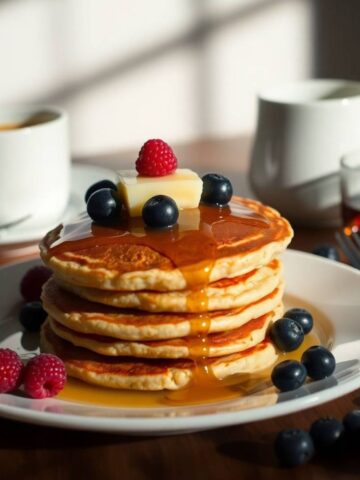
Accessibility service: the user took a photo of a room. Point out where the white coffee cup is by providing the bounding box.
[249,79,360,227]
[0,106,70,229]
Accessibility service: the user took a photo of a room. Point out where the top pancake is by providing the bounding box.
[40,196,293,292]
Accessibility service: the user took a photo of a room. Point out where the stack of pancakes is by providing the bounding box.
[39,196,293,391]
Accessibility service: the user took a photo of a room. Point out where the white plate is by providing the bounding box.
[0,249,359,434]
[0,164,118,245]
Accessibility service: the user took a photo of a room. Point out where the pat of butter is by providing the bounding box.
[117,169,203,217]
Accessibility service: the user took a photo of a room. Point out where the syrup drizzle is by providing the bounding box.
[44,198,292,401]
[175,253,218,393]
[46,200,277,275]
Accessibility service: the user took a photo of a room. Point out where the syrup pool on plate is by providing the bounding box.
[57,330,324,408]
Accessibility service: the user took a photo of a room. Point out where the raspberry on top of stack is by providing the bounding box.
[39,139,293,392]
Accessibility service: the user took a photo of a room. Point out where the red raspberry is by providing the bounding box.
[0,348,24,393]
[23,354,67,399]
[136,139,177,176]
[20,266,52,302]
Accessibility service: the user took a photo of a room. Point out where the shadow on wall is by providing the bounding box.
[0,0,313,154]
[29,0,286,107]
[312,0,360,80]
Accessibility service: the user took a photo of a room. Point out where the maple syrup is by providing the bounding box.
[342,196,360,232]
[44,197,296,407]
[45,199,290,281]
[57,331,323,408]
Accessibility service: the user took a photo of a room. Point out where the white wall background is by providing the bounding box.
[0,0,313,157]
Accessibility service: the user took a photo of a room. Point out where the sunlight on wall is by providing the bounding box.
[0,0,312,157]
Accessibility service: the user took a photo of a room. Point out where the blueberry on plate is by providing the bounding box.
[271,360,307,392]
[270,317,304,351]
[283,308,313,335]
[309,417,344,449]
[20,266,52,302]
[87,188,122,223]
[85,179,117,203]
[301,345,336,380]
[275,428,314,467]
[19,301,47,332]
[312,244,340,261]
[343,410,360,436]
[201,173,233,206]
[142,195,179,228]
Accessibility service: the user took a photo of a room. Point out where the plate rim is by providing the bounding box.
[0,249,359,433]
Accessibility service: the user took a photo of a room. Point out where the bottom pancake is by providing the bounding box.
[41,323,278,391]
[48,303,283,359]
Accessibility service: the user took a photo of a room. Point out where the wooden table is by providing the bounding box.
[0,137,359,479]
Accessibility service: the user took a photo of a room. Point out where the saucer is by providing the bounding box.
[0,164,117,246]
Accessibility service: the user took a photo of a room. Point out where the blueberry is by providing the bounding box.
[343,410,360,436]
[86,188,122,223]
[312,244,340,261]
[270,318,304,351]
[271,360,307,392]
[201,173,233,206]
[274,428,314,467]
[19,301,47,332]
[142,195,179,228]
[283,308,313,335]
[301,346,336,380]
[85,179,117,203]
[310,417,344,449]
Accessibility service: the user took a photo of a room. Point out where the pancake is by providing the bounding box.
[55,259,282,313]
[42,278,284,340]
[41,322,277,390]
[40,196,293,292]
[47,302,282,358]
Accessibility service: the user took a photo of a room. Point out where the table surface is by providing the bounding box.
[0,137,358,479]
